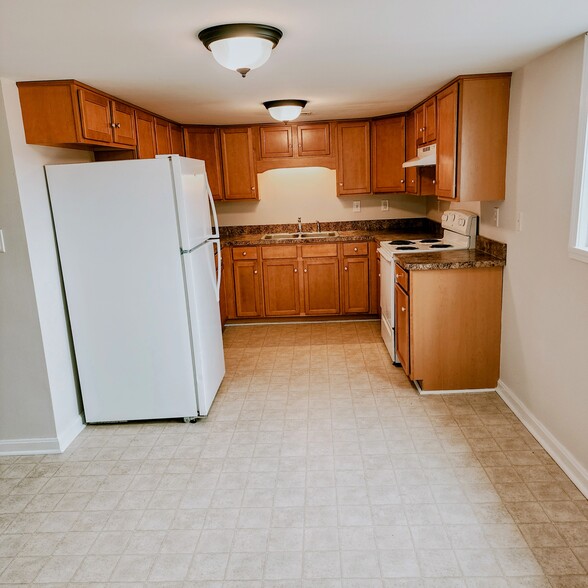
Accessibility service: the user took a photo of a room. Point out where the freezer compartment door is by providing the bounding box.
[182,240,225,416]
[163,155,216,250]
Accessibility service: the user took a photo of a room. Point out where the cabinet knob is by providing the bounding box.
[254,270,258,274]
[242,251,247,256]
[110,123,116,128]
[251,187,256,191]
[304,269,307,273]
[354,247,358,252]
[339,183,343,186]
[115,123,121,128]
[294,268,298,273]
[401,306,406,312]
[411,180,415,184]
[400,179,405,183]
[344,266,348,271]
[396,274,401,279]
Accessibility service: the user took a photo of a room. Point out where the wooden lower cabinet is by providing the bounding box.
[233,259,263,318]
[225,242,375,320]
[396,263,503,391]
[263,259,301,316]
[303,258,340,315]
[342,257,369,314]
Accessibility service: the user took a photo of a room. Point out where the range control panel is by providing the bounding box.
[441,210,478,237]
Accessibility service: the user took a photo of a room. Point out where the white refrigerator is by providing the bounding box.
[45,155,225,423]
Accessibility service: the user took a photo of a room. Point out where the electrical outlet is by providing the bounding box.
[381,200,389,211]
[493,207,500,227]
[0,230,5,253]
[516,211,523,232]
[353,201,361,212]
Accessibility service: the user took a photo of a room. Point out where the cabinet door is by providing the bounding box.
[371,116,406,193]
[394,283,410,374]
[303,258,340,315]
[405,110,418,194]
[184,127,224,200]
[263,260,300,316]
[259,126,293,158]
[415,105,425,147]
[155,118,172,154]
[233,260,263,317]
[297,123,330,156]
[220,127,258,200]
[111,101,136,146]
[436,83,459,199]
[424,97,437,144]
[342,257,369,314]
[134,110,157,159]
[336,121,371,195]
[78,89,113,143]
[170,123,185,156]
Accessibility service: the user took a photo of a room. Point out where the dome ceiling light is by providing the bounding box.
[198,23,283,78]
[263,99,308,122]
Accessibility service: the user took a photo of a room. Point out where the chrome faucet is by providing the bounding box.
[298,217,302,233]
[316,220,321,233]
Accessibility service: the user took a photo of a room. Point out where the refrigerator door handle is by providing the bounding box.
[206,177,220,238]
[212,239,221,302]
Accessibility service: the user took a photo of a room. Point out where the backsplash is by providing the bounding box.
[219,217,441,238]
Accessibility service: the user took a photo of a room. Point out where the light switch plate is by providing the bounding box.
[353,201,361,212]
[0,229,5,253]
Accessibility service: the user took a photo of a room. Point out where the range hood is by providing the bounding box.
[403,144,436,168]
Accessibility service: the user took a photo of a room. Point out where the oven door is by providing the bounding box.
[377,249,396,363]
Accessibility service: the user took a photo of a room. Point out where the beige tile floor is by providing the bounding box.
[1,321,587,587]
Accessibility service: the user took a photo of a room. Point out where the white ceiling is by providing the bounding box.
[1,0,588,125]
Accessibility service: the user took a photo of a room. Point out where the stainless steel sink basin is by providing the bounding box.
[261,231,339,240]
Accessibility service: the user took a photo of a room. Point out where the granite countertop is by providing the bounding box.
[218,220,506,270]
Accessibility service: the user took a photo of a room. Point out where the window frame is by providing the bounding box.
[569,33,588,263]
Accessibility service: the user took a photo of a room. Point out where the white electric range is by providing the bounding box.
[377,210,478,364]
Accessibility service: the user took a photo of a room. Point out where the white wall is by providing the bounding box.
[0,82,57,447]
[476,37,588,494]
[217,167,427,226]
[0,79,92,452]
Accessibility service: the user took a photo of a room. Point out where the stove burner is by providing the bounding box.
[395,246,418,250]
[419,239,441,243]
[389,240,415,245]
[430,243,453,249]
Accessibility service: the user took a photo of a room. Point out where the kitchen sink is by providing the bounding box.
[261,231,339,240]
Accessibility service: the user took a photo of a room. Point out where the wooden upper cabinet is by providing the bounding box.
[135,110,157,159]
[436,75,511,201]
[184,126,224,200]
[371,116,406,193]
[415,97,436,146]
[297,122,330,156]
[405,110,418,194]
[18,81,139,149]
[220,127,258,200]
[170,123,185,156]
[424,97,436,144]
[111,101,136,146]
[436,83,459,199]
[259,126,293,158]
[78,89,113,143]
[155,118,172,154]
[336,121,371,195]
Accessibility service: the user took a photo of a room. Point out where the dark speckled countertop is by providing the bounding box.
[218,219,506,270]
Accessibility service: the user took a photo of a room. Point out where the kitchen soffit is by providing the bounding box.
[1,0,587,125]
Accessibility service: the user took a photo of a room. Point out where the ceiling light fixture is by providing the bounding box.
[198,23,283,78]
[263,99,308,122]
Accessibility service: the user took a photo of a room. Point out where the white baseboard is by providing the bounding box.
[0,437,61,455]
[57,413,85,451]
[416,381,496,395]
[0,413,85,456]
[497,379,588,499]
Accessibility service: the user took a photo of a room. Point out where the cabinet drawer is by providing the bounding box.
[394,264,409,291]
[232,246,258,260]
[343,242,368,257]
[301,243,338,258]
[262,245,297,259]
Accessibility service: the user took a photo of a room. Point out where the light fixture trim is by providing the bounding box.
[263,99,308,122]
[198,23,283,50]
